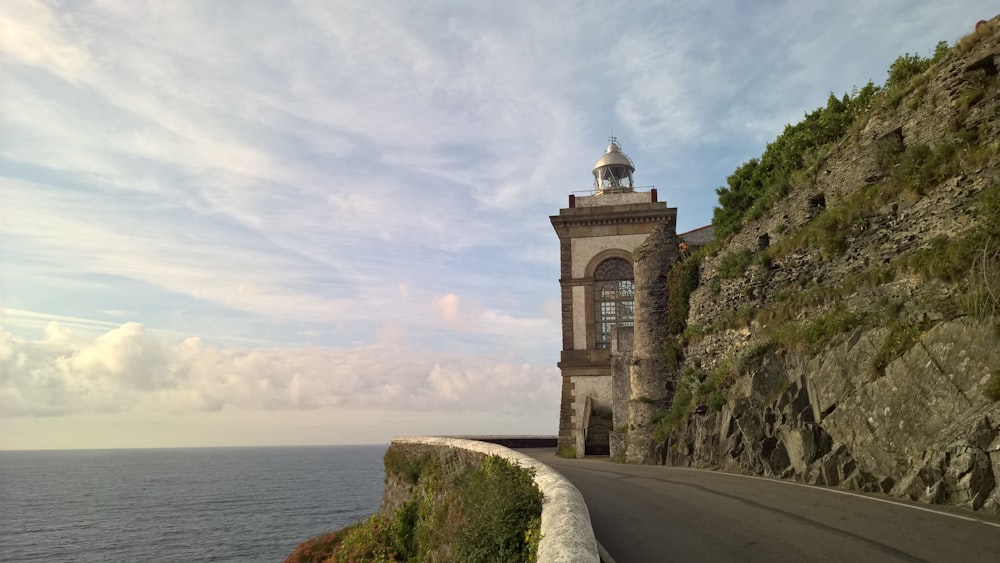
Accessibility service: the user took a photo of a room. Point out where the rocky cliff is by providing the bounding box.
[637,17,1000,513]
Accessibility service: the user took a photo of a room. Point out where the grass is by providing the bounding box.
[653,374,695,442]
[769,306,868,353]
[870,321,924,376]
[767,130,998,271]
[652,359,738,441]
[658,29,1000,448]
[284,530,346,563]
[736,341,779,374]
[289,448,543,562]
[709,36,963,238]
[708,184,995,358]
[716,249,753,279]
[681,322,708,345]
[966,182,1000,329]
[663,336,682,372]
[459,456,543,562]
[954,20,995,55]
[556,445,577,459]
[965,242,1000,325]
[957,85,986,110]
[985,370,1000,401]
[894,235,975,283]
[667,254,701,335]
[384,448,431,485]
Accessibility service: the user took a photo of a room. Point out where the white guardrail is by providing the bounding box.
[391,437,600,563]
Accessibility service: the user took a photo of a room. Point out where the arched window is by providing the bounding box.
[594,257,634,349]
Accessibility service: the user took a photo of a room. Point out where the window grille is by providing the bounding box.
[594,257,634,349]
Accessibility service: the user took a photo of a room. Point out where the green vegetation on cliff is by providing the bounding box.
[712,87,874,239]
[702,21,1000,338]
[286,447,542,563]
[710,38,964,240]
[646,20,1000,511]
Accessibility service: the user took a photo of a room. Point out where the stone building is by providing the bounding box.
[550,139,677,457]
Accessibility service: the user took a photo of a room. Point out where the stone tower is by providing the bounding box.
[550,139,677,457]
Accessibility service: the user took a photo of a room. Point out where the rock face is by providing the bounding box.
[640,17,1000,514]
[666,318,1000,511]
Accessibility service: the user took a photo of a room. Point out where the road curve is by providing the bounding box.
[523,450,1000,563]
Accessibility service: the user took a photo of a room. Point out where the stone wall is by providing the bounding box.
[627,225,680,463]
[610,326,633,461]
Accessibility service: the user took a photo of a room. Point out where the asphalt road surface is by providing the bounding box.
[524,450,1000,563]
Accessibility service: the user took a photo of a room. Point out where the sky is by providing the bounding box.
[2,0,996,450]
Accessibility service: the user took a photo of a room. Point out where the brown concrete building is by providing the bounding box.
[550,139,677,456]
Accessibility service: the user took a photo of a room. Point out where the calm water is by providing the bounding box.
[0,445,386,562]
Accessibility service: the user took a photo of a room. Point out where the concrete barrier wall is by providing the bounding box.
[392,437,599,563]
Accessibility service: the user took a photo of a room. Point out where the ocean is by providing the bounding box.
[0,445,387,562]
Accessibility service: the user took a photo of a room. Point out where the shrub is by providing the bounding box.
[652,359,738,440]
[653,378,694,441]
[459,456,543,563]
[886,53,932,90]
[893,142,960,196]
[932,40,950,63]
[709,278,721,296]
[707,392,727,412]
[666,254,701,335]
[709,39,959,238]
[384,449,430,485]
[716,249,753,279]
[308,447,546,563]
[284,530,344,563]
[332,515,402,562]
[712,86,877,238]
[662,336,683,372]
[875,134,905,169]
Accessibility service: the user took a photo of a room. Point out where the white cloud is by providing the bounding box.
[2,0,995,448]
[0,322,560,420]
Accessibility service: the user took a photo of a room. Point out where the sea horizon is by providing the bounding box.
[0,442,392,453]
[0,444,387,562]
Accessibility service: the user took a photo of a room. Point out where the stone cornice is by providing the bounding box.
[550,208,677,235]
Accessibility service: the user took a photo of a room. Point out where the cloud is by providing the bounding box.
[0,322,560,419]
[433,293,465,329]
[2,0,583,344]
[2,0,995,448]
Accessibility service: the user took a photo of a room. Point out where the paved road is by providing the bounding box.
[524,450,1000,563]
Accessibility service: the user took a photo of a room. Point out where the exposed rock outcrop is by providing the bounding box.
[667,318,999,511]
[638,17,1000,514]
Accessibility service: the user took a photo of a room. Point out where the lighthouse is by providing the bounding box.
[550,138,677,457]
